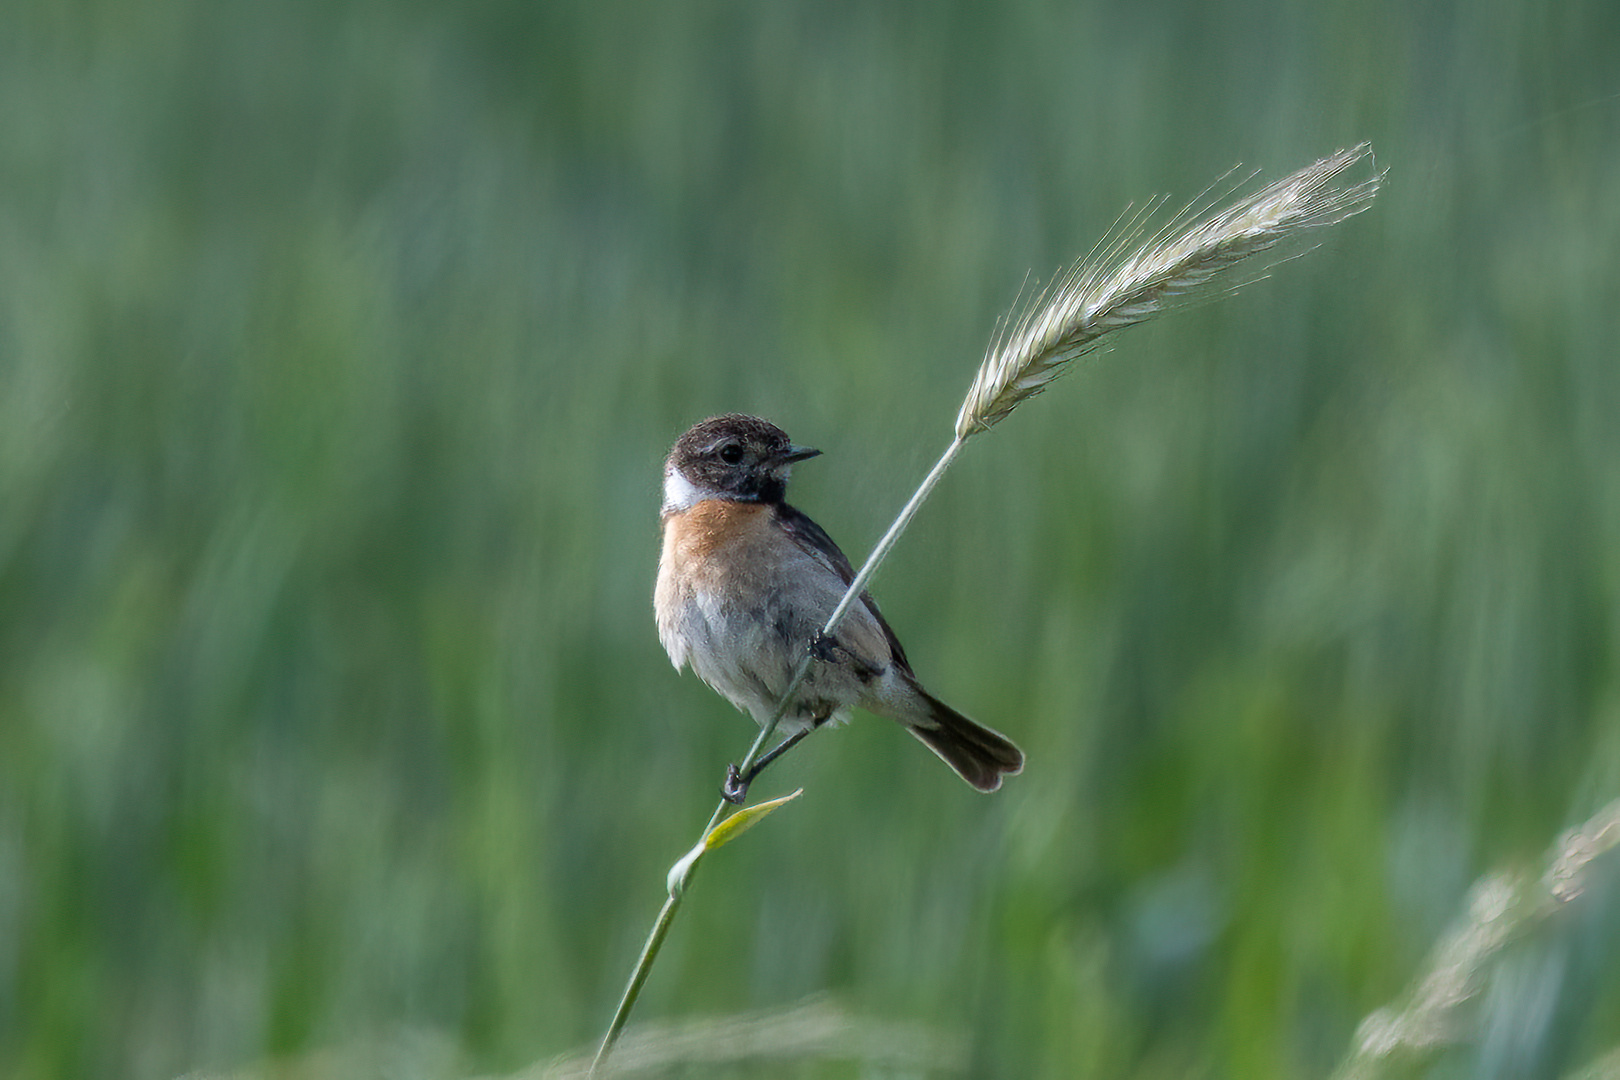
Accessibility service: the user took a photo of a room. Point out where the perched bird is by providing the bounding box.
[655,414,1024,802]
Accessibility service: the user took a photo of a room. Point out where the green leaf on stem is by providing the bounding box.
[705,789,805,852]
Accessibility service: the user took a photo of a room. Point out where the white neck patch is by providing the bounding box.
[662,467,706,513]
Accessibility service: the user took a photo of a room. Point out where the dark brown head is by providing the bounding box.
[663,414,821,511]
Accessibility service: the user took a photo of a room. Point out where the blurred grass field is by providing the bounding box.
[4,0,1620,1077]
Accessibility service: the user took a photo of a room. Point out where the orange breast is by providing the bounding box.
[658,499,778,599]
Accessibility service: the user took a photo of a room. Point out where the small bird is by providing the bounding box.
[655,414,1024,802]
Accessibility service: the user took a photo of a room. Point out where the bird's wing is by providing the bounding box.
[773,502,913,674]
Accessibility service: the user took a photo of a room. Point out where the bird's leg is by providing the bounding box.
[724,634,862,803]
[722,719,827,804]
[722,726,811,804]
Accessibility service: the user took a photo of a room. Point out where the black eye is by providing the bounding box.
[717,442,745,464]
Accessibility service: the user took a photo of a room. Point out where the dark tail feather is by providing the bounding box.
[907,689,1024,792]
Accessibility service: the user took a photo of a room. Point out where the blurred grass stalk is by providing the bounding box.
[548,997,964,1078]
[591,144,1383,1075]
[1335,798,1620,1080]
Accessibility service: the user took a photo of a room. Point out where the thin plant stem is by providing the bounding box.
[590,435,966,1075]
[591,892,681,1075]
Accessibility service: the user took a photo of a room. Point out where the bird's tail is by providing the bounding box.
[905,684,1024,793]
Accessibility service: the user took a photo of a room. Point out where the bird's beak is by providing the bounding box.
[780,444,822,464]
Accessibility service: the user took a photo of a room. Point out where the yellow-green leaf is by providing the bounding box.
[703,789,804,852]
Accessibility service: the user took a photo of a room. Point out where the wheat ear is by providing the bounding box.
[957,143,1385,438]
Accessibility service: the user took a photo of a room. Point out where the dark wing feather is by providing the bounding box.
[773,502,913,674]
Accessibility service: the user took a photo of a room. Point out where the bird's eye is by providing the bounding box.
[718,442,745,464]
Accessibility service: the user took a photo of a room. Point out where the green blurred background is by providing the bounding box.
[5,0,1620,1076]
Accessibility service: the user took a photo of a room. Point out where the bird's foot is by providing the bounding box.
[721,763,751,804]
[808,629,841,663]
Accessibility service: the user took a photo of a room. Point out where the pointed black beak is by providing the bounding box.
[780,444,821,464]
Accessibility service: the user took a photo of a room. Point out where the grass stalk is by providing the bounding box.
[593,144,1382,1075]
